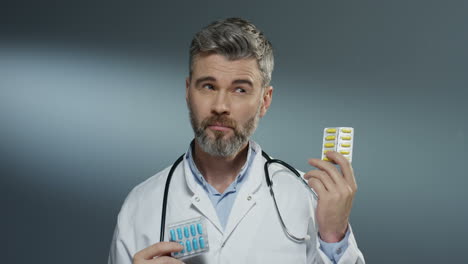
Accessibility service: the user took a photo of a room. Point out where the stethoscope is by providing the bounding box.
[159,145,318,244]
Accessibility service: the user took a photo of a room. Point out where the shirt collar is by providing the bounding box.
[185,139,258,190]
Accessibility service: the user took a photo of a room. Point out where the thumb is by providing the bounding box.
[135,242,183,260]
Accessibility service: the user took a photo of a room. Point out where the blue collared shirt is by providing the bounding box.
[186,140,349,263]
[185,141,256,228]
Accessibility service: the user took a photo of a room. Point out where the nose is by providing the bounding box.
[211,90,230,115]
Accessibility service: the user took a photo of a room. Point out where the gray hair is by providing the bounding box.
[189,17,274,87]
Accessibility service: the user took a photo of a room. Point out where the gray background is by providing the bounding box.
[1,0,467,263]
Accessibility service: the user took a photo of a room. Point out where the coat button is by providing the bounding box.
[195,197,200,202]
[247,195,252,201]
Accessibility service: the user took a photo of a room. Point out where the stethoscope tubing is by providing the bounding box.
[159,150,317,243]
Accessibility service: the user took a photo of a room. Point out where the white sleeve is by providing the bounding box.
[107,186,141,264]
[334,225,365,264]
[305,186,365,264]
[107,212,133,264]
[306,222,365,263]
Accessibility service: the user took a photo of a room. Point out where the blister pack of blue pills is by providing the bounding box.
[168,217,209,259]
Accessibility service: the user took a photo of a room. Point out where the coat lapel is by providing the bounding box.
[180,141,266,243]
[183,156,224,233]
[221,146,264,244]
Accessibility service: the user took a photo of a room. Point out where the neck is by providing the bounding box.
[192,140,249,194]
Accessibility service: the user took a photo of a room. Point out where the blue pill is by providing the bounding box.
[199,237,205,249]
[192,238,199,250]
[190,224,196,236]
[177,228,182,240]
[197,223,203,235]
[186,240,192,252]
[179,241,185,253]
[184,226,189,238]
[170,229,176,241]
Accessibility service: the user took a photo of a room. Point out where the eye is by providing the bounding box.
[234,87,246,93]
[202,84,215,90]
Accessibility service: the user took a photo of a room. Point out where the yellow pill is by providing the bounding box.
[340,150,350,155]
[325,136,336,140]
[341,128,352,133]
[323,150,332,154]
[324,143,335,148]
[341,136,351,140]
[326,128,337,133]
[323,157,331,161]
[341,143,351,147]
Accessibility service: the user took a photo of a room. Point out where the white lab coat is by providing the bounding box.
[108,144,365,264]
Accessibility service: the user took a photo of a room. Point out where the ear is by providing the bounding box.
[259,86,273,118]
[185,76,190,103]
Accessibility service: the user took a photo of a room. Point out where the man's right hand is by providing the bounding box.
[133,242,184,264]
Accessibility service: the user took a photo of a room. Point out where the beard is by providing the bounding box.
[188,100,262,157]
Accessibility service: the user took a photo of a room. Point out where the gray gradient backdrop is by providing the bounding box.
[1,1,467,263]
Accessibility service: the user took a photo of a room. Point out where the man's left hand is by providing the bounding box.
[304,151,357,243]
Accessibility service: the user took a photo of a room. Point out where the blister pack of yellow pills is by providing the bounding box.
[321,127,354,163]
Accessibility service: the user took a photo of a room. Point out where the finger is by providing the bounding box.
[308,158,346,186]
[150,256,184,264]
[135,242,183,260]
[306,170,336,192]
[325,151,357,188]
[307,176,327,197]
[303,169,320,180]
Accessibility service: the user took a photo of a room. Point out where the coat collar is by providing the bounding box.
[182,140,265,236]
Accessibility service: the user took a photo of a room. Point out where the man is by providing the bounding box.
[108,17,365,264]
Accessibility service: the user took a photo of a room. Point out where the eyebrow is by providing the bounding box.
[194,76,216,87]
[232,79,253,88]
[194,76,254,88]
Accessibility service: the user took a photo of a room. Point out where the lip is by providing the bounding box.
[208,124,232,131]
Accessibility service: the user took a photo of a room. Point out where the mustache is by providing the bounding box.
[201,115,237,130]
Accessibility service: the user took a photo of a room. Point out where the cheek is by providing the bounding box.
[235,102,260,118]
[188,96,210,118]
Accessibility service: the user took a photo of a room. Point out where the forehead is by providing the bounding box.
[191,53,262,85]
